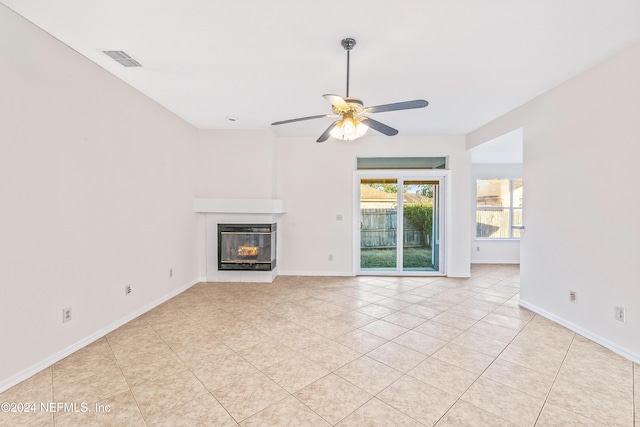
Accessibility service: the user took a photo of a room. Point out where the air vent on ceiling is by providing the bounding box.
[102,50,142,67]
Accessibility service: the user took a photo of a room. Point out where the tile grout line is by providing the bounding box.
[140,308,255,426]
[431,298,536,426]
[531,333,576,426]
[339,274,525,426]
[265,280,386,424]
[179,310,290,426]
[181,296,340,425]
[421,271,526,420]
[278,275,466,425]
[396,272,522,424]
[103,333,150,427]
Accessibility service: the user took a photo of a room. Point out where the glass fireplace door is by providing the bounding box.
[218,224,276,271]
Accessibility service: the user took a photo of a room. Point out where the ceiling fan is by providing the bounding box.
[271,38,429,143]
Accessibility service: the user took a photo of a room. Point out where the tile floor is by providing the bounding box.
[1,265,637,426]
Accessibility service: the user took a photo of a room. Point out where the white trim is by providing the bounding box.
[352,177,360,275]
[194,198,286,214]
[0,278,200,394]
[446,271,472,278]
[278,270,355,277]
[279,271,451,278]
[471,260,520,264]
[519,299,639,364]
[357,271,446,277]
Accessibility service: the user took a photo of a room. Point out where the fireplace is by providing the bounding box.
[218,223,277,271]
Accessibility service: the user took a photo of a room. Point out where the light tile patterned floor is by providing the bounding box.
[1,265,637,426]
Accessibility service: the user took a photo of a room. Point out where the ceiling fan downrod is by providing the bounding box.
[341,38,356,97]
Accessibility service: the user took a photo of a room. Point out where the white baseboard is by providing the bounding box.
[446,271,471,278]
[470,260,520,264]
[278,270,355,277]
[0,278,200,394]
[278,270,466,278]
[518,299,639,364]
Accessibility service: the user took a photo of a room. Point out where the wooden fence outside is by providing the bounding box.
[360,208,428,248]
[476,209,509,238]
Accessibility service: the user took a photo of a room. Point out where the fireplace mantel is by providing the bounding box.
[194,198,286,214]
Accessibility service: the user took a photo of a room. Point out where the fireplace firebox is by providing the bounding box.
[218,224,276,271]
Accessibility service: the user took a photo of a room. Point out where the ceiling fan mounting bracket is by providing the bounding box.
[341,38,356,51]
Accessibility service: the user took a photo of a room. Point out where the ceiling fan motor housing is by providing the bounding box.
[331,97,364,114]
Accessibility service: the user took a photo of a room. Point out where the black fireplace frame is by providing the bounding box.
[217,223,277,271]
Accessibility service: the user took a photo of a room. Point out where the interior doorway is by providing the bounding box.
[355,171,446,275]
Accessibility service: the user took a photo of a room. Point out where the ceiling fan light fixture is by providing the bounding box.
[330,114,369,141]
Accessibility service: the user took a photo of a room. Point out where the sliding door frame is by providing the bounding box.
[353,169,450,276]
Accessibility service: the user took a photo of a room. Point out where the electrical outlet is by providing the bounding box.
[125,285,132,295]
[169,268,173,278]
[615,306,626,322]
[476,246,480,252]
[569,291,577,303]
[336,214,343,221]
[328,254,333,261]
[62,307,72,323]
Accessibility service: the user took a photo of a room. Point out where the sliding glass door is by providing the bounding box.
[359,178,399,271]
[402,180,439,271]
[356,172,445,275]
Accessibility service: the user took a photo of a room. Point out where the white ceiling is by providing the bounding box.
[4,0,640,139]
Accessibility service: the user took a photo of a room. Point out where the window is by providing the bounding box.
[476,178,523,239]
[357,157,447,169]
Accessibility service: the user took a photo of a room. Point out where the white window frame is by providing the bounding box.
[475,178,522,240]
[353,169,450,276]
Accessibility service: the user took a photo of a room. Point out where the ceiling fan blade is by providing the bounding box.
[271,114,329,126]
[316,121,339,143]
[323,94,349,111]
[364,99,429,114]
[361,117,398,136]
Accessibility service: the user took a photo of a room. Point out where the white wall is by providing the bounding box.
[275,135,471,277]
[467,42,640,362]
[196,129,277,199]
[471,164,522,264]
[0,6,199,390]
